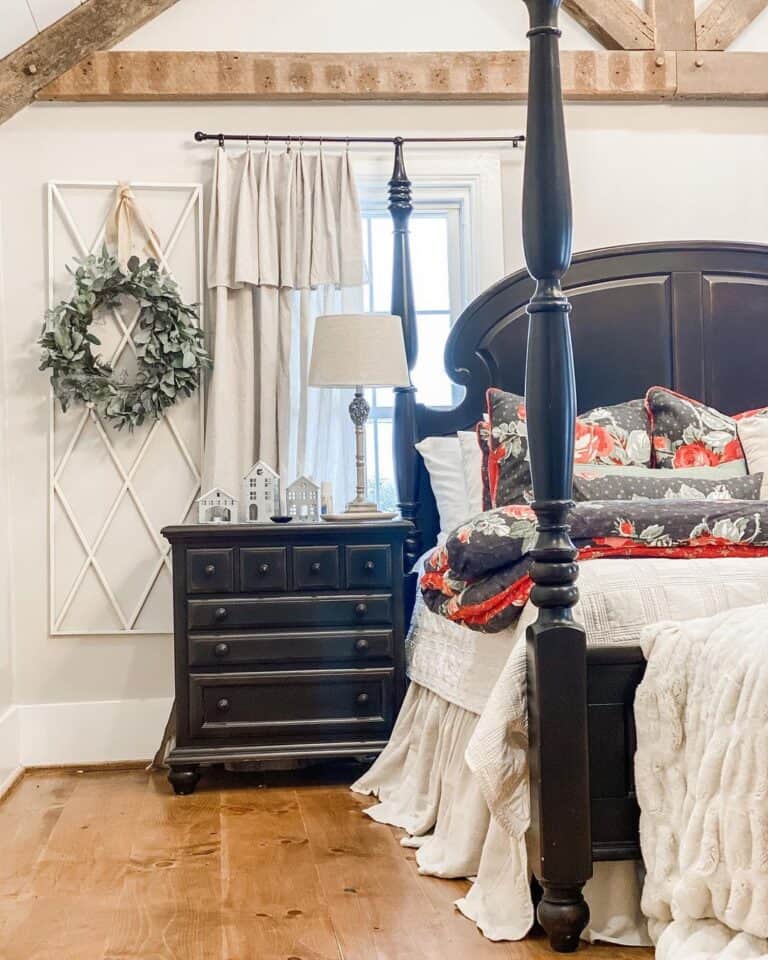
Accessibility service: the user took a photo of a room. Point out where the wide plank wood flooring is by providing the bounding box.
[0,763,653,960]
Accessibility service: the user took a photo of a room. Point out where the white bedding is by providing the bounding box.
[636,603,768,959]
[357,555,768,944]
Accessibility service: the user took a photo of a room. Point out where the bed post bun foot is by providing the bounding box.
[538,883,590,952]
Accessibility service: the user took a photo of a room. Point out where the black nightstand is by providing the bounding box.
[161,519,412,794]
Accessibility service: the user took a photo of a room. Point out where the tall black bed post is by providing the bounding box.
[521,0,591,952]
[390,138,420,573]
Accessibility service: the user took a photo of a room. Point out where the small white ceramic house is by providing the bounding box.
[286,475,321,522]
[197,487,238,524]
[242,461,280,522]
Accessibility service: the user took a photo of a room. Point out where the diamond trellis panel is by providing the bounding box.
[48,181,204,635]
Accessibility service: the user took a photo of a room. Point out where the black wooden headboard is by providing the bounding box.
[397,240,768,558]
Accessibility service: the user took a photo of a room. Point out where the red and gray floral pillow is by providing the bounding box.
[646,387,768,472]
[486,388,653,506]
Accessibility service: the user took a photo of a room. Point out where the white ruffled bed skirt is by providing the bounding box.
[353,681,651,945]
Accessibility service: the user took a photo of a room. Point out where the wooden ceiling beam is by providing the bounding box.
[678,50,768,96]
[39,49,677,102]
[696,0,768,50]
[650,0,697,49]
[562,0,655,49]
[0,0,180,126]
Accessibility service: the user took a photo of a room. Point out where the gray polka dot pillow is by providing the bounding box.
[573,471,763,502]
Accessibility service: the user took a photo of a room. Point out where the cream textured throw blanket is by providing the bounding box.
[637,603,768,959]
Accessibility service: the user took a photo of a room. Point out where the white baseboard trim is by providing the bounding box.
[18,696,173,767]
[0,705,21,798]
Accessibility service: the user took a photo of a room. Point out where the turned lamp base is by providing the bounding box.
[320,385,399,523]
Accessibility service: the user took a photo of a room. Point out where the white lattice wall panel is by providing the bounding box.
[48,181,204,635]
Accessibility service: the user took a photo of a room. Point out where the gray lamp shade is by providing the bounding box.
[309,314,410,388]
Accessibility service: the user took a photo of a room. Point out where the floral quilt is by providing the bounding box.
[421,500,768,631]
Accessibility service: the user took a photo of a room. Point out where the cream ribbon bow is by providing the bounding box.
[105,182,164,270]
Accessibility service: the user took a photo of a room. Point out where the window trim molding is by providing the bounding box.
[354,149,506,301]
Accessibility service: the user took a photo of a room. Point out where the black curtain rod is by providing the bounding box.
[194,131,525,147]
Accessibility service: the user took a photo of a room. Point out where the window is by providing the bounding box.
[361,202,467,510]
[353,151,506,513]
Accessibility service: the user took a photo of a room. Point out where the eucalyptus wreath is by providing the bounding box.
[39,248,211,430]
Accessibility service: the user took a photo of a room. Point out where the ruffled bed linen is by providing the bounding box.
[355,555,768,944]
[636,604,768,959]
[353,679,649,944]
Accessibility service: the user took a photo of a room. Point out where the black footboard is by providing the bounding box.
[587,645,645,863]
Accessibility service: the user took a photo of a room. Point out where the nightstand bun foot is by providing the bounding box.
[168,764,201,795]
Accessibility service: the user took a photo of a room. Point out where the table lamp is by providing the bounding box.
[309,313,410,521]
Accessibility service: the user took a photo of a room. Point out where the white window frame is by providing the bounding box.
[354,151,506,504]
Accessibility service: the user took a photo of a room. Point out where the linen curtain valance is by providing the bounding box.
[202,147,365,506]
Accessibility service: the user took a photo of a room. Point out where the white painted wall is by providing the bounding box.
[0,212,18,787]
[0,0,766,762]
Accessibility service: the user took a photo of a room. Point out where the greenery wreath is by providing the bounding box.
[39,248,211,430]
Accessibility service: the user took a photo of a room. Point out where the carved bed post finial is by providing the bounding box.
[390,138,420,569]
[521,0,592,951]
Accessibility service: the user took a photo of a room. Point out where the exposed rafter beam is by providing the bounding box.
[696,0,768,50]
[39,49,677,102]
[678,50,768,95]
[562,0,655,49]
[0,0,180,126]
[650,0,697,49]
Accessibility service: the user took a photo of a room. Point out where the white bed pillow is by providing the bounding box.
[415,436,469,536]
[415,433,485,537]
[457,430,484,518]
[738,415,768,498]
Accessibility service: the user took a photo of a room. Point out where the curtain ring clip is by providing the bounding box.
[264,134,269,152]
[286,135,292,154]
[218,133,225,149]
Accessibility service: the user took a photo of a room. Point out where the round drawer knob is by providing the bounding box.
[214,606,228,622]
[214,642,230,658]
[310,561,321,573]
[354,603,367,618]
[356,692,369,706]
[216,697,230,712]
[204,563,216,576]
[258,562,270,575]
[354,637,369,653]
[364,560,375,572]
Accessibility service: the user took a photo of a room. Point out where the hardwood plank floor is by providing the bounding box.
[0,765,654,960]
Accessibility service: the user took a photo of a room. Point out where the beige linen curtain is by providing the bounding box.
[203,146,365,508]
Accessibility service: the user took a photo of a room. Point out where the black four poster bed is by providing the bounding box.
[386,0,768,953]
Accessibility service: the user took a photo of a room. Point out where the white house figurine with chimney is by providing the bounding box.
[286,476,321,522]
[242,461,280,522]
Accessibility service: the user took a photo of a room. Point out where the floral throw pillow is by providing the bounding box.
[646,387,746,469]
[486,388,652,506]
[573,471,763,502]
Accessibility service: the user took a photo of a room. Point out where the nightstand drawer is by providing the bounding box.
[189,668,394,739]
[189,629,394,667]
[345,544,392,589]
[186,549,234,595]
[187,594,393,630]
[292,545,340,590]
[240,547,288,593]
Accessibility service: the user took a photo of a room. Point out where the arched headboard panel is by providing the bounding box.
[408,240,768,553]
